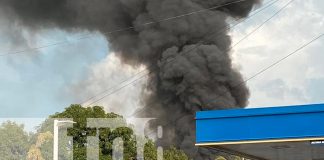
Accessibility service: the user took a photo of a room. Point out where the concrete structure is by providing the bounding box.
[196,104,324,160]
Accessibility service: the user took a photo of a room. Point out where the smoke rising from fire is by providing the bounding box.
[0,0,260,159]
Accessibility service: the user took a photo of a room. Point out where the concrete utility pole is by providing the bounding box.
[53,120,76,160]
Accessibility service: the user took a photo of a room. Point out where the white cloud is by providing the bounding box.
[69,53,147,116]
[70,0,324,116]
[0,14,109,117]
[231,0,324,107]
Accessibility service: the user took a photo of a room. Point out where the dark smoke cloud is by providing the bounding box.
[0,0,259,159]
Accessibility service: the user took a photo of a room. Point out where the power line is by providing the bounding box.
[84,0,279,106]
[146,32,323,139]
[83,0,281,107]
[81,0,279,105]
[203,35,323,108]
[84,0,323,156]
[127,0,295,118]
[139,0,324,148]
[0,0,250,57]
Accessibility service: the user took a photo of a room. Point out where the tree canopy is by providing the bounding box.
[0,121,30,159]
[36,104,189,160]
[0,104,245,160]
[0,104,247,160]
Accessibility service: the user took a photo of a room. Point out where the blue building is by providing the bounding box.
[196,103,324,160]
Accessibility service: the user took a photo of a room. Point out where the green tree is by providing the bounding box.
[0,121,30,159]
[36,104,189,160]
[0,106,239,160]
[162,146,189,160]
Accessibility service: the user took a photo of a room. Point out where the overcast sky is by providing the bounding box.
[0,0,323,119]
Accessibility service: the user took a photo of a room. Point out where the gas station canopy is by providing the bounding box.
[196,104,324,160]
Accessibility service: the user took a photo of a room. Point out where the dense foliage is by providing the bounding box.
[0,104,244,160]
[0,121,30,159]
[37,104,189,160]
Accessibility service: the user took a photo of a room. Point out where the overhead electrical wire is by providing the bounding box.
[83,0,281,107]
[145,32,323,137]
[76,0,324,156]
[0,0,250,57]
[125,0,294,118]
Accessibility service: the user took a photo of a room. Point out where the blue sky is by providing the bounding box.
[0,0,323,121]
[0,29,108,117]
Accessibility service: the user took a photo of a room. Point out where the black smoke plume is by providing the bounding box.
[0,0,260,159]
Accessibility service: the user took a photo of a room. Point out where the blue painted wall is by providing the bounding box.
[196,103,324,144]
